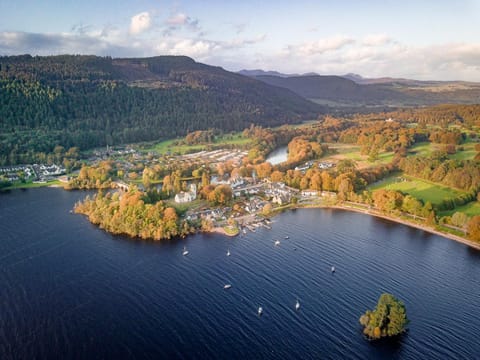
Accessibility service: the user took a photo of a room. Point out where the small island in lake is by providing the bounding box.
[359,293,409,340]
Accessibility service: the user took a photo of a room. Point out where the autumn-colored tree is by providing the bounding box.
[372,189,404,213]
[467,215,480,241]
[402,195,423,219]
[270,170,284,182]
[451,212,468,232]
[359,293,409,340]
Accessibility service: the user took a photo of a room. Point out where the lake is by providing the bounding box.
[1,188,480,359]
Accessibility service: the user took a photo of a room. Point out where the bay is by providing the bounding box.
[1,188,479,359]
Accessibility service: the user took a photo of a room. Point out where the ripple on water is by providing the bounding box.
[1,190,480,359]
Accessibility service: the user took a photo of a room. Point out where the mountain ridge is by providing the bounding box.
[239,69,480,106]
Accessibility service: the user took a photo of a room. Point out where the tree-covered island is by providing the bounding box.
[359,293,409,340]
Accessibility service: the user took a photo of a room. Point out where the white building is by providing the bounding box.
[174,183,197,203]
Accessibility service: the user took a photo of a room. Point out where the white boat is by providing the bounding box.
[331,266,335,273]
[285,235,289,239]
[274,240,280,246]
[224,284,232,289]
[227,249,231,256]
[295,299,300,311]
[182,246,189,256]
[258,306,263,316]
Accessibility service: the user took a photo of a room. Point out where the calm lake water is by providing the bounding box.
[1,188,480,359]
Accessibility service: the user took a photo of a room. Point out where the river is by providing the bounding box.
[265,146,288,165]
[1,188,480,359]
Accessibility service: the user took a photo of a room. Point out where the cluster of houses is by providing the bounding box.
[294,160,335,172]
[0,165,34,182]
[264,181,299,205]
[0,163,67,183]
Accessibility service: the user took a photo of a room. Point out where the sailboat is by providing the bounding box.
[331,266,335,273]
[227,249,231,256]
[258,306,263,316]
[295,299,300,311]
[274,240,280,246]
[182,246,189,256]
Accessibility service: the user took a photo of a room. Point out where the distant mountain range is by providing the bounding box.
[240,70,480,107]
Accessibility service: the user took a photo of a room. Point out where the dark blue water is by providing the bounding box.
[1,188,480,359]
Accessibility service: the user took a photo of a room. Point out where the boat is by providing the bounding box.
[258,306,263,316]
[295,299,300,311]
[285,235,289,239]
[227,249,231,256]
[182,246,189,256]
[224,284,232,289]
[274,240,280,246]
[331,266,335,273]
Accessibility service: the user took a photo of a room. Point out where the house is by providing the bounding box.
[175,191,195,203]
[272,194,290,205]
[174,183,197,203]
[301,190,318,197]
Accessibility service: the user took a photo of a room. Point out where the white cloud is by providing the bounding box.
[164,13,200,34]
[129,12,152,35]
[2,27,480,81]
[292,35,355,56]
[362,34,391,47]
[155,38,221,59]
[167,13,188,26]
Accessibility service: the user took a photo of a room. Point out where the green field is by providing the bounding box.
[368,174,465,206]
[1,179,61,191]
[409,141,477,160]
[144,132,252,155]
[439,201,480,217]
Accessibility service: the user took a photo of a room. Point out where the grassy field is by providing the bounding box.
[408,141,477,160]
[439,201,480,217]
[323,143,394,169]
[1,179,61,191]
[368,174,465,206]
[144,132,252,155]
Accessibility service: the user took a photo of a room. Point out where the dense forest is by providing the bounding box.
[0,54,322,165]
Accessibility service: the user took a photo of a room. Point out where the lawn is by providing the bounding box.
[408,141,477,161]
[144,132,252,155]
[2,179,61,190]
[368,174,465,206]
[439,201,480,217]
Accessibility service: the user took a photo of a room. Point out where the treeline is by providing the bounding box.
[399,156,480,191]
[354,104,480,127]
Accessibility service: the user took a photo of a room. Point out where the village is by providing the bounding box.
[1,144,339,235]
[0,163,66,183]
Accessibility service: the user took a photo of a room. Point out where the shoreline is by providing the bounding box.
[211,227,239,237]
[319,204,480,251]
[12,186,479,249]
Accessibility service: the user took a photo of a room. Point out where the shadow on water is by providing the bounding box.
[467,246,480,259]
[367,332,407,358]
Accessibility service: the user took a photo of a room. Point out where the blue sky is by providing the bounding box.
[1,0,479,80]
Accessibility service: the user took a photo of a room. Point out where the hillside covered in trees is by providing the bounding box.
[0,54,322,165]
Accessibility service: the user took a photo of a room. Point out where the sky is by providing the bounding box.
[0,0,479,81]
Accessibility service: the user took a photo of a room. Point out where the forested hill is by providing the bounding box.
[0,54,322,165]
